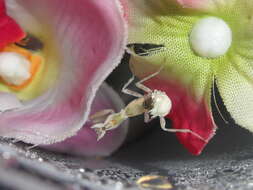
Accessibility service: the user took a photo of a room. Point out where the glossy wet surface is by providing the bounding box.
[0,117,253,190]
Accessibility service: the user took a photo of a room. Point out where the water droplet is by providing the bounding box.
[137,175,173,189]
[79,168,85,173]
[25,151,30,157]
[30,153,37,159]
[115,182,124,190]
[38,158,43,162]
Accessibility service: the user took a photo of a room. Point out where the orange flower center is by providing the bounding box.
[0,44,41,90]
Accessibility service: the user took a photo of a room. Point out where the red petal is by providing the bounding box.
[0,0,6,16]
[0,0,25,49]
[145,78,216,155]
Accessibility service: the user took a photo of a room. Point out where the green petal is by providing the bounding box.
[130,52,213,103]
[216,59,253,131]
[214,0,253,130]
[128,0,253,101]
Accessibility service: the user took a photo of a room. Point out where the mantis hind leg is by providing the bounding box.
[159,117,207,143]
[91,123,107,141]
[122,65,164,96]
[91,110,128,141]
[122,75,143,98]
[135,66,164,93]
[89,109,115,123]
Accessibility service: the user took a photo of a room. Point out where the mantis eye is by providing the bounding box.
[143,96,154,110]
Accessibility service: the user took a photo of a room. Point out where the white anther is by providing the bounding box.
[190,16,232,58]
[0,52,31,85]
[150,90,172,117]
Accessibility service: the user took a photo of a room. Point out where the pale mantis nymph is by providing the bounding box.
[90,68,206,142]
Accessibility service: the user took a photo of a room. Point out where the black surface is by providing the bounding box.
[0,117,253,190]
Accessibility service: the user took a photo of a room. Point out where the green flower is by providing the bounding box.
[127,0,253,154]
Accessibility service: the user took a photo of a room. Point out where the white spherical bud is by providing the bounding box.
[0,52,31,86]
[190,16,232,58]
[150,90,172,117]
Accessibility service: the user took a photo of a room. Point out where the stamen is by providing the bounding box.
[190,17,232,58]
[0,44,42,90]
[0,52,31,86]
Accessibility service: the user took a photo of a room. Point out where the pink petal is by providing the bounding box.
[0,92,22,111]
[120,0,128,19]
[143,78,216,155]
[44,84,128,157]
[176,0,215,10]
[0,0,127,145]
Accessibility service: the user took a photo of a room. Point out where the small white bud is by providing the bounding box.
[150,90,172,117]
[0,52,31,86]
[190,16,232,58]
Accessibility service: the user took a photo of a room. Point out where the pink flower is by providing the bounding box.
[177,0,213,10]
[0,0,128,156]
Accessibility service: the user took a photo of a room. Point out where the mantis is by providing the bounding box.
[90,68,206,142]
